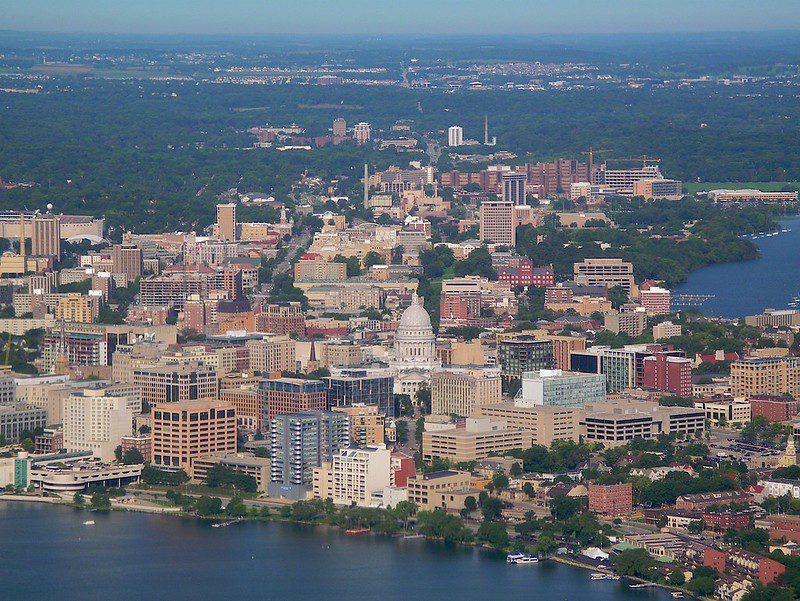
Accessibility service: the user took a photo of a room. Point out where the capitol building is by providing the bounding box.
[389,293,440,395]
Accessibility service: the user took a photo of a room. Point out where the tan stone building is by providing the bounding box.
[332,403,385,446]
[246,335,296,374]
[430,366,502,417]
[422,418,532,462]
[407,470,480,511]
[730,357,800,398]
[476,402,581,446]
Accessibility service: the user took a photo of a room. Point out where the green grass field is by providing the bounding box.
[684,181,800,194]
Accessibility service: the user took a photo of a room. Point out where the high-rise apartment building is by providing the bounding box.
[479,200,516,246]
[151,399,237,473]
[430,366,502,416]
[55,293,101,323]
[730,357,800,398]
[269,410,350,500]
[133,362,219,409]
[31,214,61,260]
[63,388,140,461]
[501,172,527,205]
[641,286,671,315]
[111,243,143,280]
[262,378,327,424]
[573,258,635,295]
[498,336,554,381]
[353,122,371,145]
[447,126,463,147]
[216,203,237,241]
[328,445,392,507]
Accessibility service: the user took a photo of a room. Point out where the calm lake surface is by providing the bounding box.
[674,216,800,317]
[0,502,674,601]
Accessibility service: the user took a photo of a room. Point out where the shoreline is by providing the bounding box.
[2,494,683,596]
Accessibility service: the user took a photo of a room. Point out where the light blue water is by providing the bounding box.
[674,217,800,318]
[0,503,673,601]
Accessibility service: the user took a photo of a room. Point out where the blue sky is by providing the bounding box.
[3,0,800,35]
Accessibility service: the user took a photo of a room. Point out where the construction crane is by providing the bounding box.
[580,148,613,178]
[606,155,662,169]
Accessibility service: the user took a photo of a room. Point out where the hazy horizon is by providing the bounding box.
[3,0,800,36]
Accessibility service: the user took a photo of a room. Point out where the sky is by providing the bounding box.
[2,0,800,35]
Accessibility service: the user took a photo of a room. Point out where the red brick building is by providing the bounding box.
[703,547,785,585]
[545,285,573,304]
[749,396,799,423]
[675,490,754,511]
[588,483,633,517]
[256,302,306,336]
[642,353,692,397]
[701,511,753,531]
[121,434,152,463]
[439,291,481,322]
[261,378,327,423]
[762,514,800,543]
[497,260,555,288]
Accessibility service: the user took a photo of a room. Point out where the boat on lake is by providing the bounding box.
[345,528,370,535]
[507,552,525,563]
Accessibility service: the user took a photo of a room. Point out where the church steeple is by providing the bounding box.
[779,435,798,468]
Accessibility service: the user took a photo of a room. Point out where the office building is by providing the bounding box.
[406,470,475,511]
[332,404,385,446]
[332,117,347,137]
[324,368,394,417]
[501,172,527,205]
[447,126,463,147]
[589,483,633,517]
[476,402,581,446]
[63,388,140,461]
[111,243,143,279]
[220,387,263,432]
[592,164,664,196]
[246,335,296,374]
[422,418,532,462]
[708,189,799,203]
[353,122,371,145]
[255,303,306,336]
[580,401,705,447]
[430,366,502,417]
[516,369,606,407]
[573,258,634,295]
[262,378,327,424]
[498,336,554,381]
[479,200,516,246]
[192,452,270,491]
[642,354,692,397]
[545,334,587,371]
[694,399,751,426]
[730,357,800,398]
[0,404,47,442]
[31,214,61,259]
[151,399,237,473]
[269,410,350,500]
[294,255,347,282]
[216,203,237,241]
[632,179,683,200]
[133,362,219,409]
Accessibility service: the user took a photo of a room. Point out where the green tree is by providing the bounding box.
[73,492,84,506]
[535,534,558,557]
[363,251,384,269]
[477,521,509,549]
[481,496,503,521]
[90,492,111,510]
[195,496,223,516]
[491,472,510,492]
[121,448,144,464]
[225,497,248,517]
[464,495,478,513]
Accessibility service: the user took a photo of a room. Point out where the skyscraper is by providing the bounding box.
[216,203,237,241]
[479,200,516,246]
[448,126,463,147]
[502,172,527,205]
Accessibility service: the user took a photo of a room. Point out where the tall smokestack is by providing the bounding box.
[363,163,369,207]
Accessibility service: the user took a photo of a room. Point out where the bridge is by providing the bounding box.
[671,293,715,307]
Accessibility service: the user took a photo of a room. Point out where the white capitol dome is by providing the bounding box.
[393,293,436,364]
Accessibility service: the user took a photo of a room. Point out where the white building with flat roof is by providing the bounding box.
[63,389,139,461]
[516,369,606,407]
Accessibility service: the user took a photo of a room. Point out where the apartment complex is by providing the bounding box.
[151,399,237,472]
[63,388,140,461]
[588,483,633,517]
[246,335,296,373]
[332,404,385,446]
[216,203,237,241]
[642,354,693,397]
[262,378,327,424]
[430,366,502,416]
[111,243,143,280]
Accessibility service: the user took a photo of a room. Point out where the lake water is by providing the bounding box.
[674,216,800,318]
[0,503,673,601]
